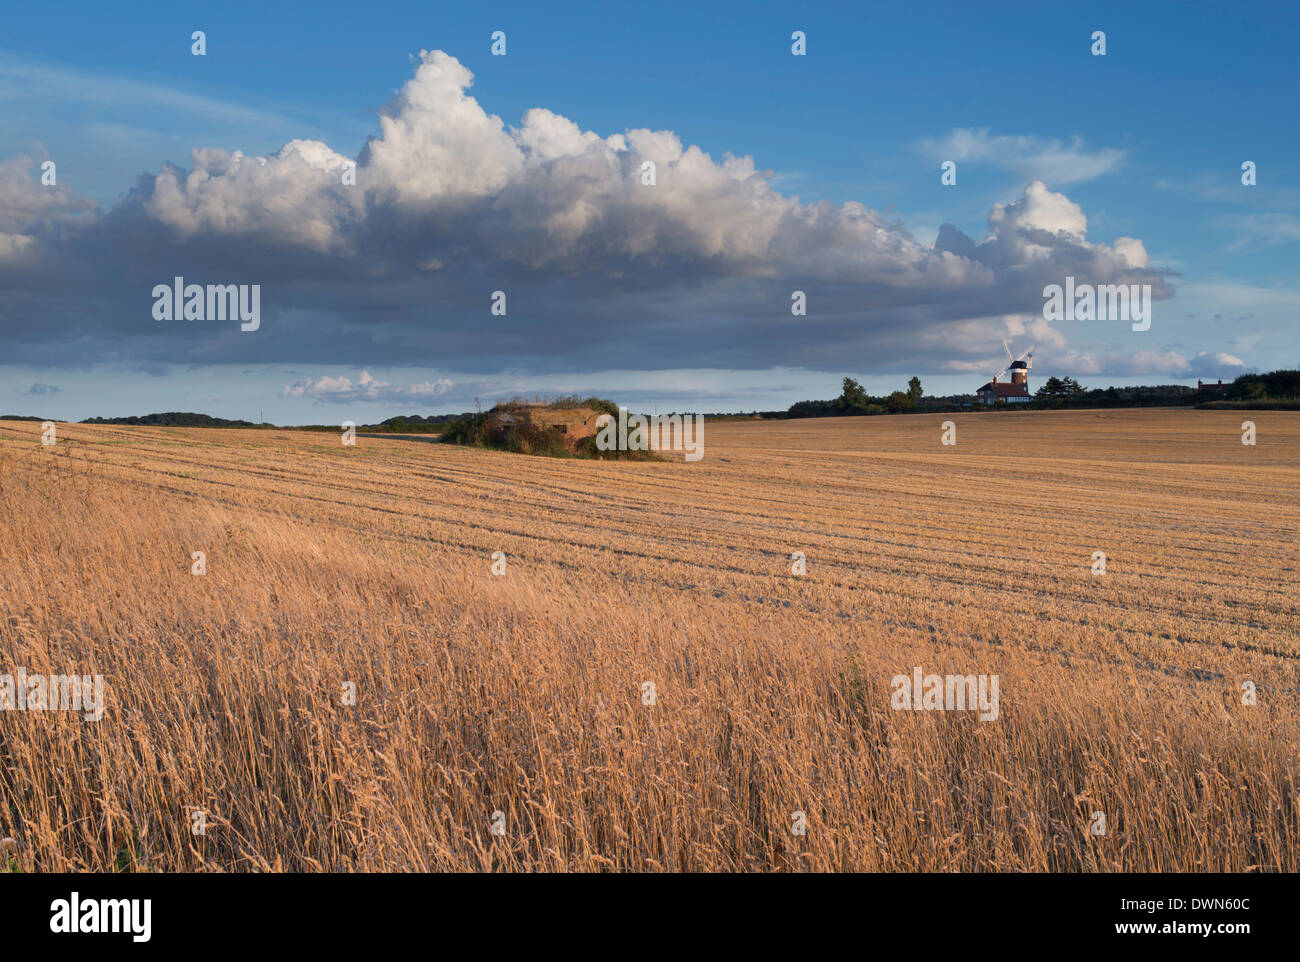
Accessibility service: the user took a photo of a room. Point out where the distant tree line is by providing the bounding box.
[787,376,924,418]
[777,370,1300,419]
[1029,370,1300,409]
[80,412,258,427]
[13,372,1296,429]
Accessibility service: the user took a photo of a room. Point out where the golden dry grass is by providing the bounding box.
[0,409,1296,871]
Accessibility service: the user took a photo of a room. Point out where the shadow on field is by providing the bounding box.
[355,433,443,444]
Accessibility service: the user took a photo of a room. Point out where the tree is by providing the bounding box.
[907,376,922,407]
[839,377,870,410]
[1035,376,1065,400]
[886,391,911,413]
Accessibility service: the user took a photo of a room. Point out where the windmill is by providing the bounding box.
[990,340,1034,390]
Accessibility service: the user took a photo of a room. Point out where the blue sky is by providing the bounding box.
[1,0,1297,421]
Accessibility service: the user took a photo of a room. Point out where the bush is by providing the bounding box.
[437,417,473,445]
[573,435,661,461]
[582,397,620,419]
[538,396,619,418]
[886,391,912,413]
[439,408,566,456]
[441,400,661,461]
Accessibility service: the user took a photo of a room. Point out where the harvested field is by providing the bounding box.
[0,409,1296,871]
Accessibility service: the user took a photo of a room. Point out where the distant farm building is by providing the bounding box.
[976,379,1031,404]
[1197,379,1230,393]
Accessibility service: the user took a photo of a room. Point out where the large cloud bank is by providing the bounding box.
[0,50,1172,374]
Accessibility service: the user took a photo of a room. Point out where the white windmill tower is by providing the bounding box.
[992,339,1034,391]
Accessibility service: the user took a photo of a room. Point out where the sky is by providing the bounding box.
[1,0,1297,422]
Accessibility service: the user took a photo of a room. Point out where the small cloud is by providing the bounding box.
[282,370,454,404]
[1221,212,1300,250]
[1191,351,1246,375]
[919,128,1125,185]
[1049,349,1248,378]
[24,382,60,395]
